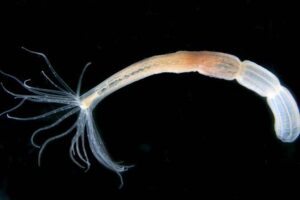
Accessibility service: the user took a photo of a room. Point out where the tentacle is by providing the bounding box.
[1,82,40,99]
[69,112,90,169]
[69,112,87,169]
[80,132,91,171]
[23,79,63,96]
[71,112,87,166]
[28,97,78,105]
[21,47,75,95]
[85,110,131,188]
[41,71,67,93]
[1,82,73,105]
[38,120,78,166]
[76,62,91,96]
[69,146,86,169]
[0,98,26,117]
[30,107,79,148]
[7,104,74,120]
[0,69,28,87]
[0,69,70,98]
[24,79,72,97]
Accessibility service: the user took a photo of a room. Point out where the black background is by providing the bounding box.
[0,0,300,199]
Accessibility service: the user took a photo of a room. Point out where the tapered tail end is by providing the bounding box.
[267,87,300,142]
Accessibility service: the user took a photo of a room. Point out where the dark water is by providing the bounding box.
[0,0,299,199]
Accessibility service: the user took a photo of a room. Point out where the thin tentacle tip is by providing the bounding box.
[38,159,41,167]
[24,79,31,83]
[84,166,91,173]
[21,46,34,53]
[117,173,125,189]
[32,144,41,149]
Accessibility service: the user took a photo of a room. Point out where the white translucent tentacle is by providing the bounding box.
[69,112,90,169]
[80,133,91,171]
[38,119,78,166]
[30,108,79,148]
[21,47,75,95]
[7,104,74,120]
[1,82,73,105]
[24,79,72,96]
[85,109,132,187]
[41,71,67,93]
[69,144,86,169]
[76,62,91,96]
[0,66,70,97]
[0,98,26,117]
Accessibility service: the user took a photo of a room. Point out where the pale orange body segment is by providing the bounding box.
[185,51,242,80]
[82,51,243,107]
[129,51,242,78]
